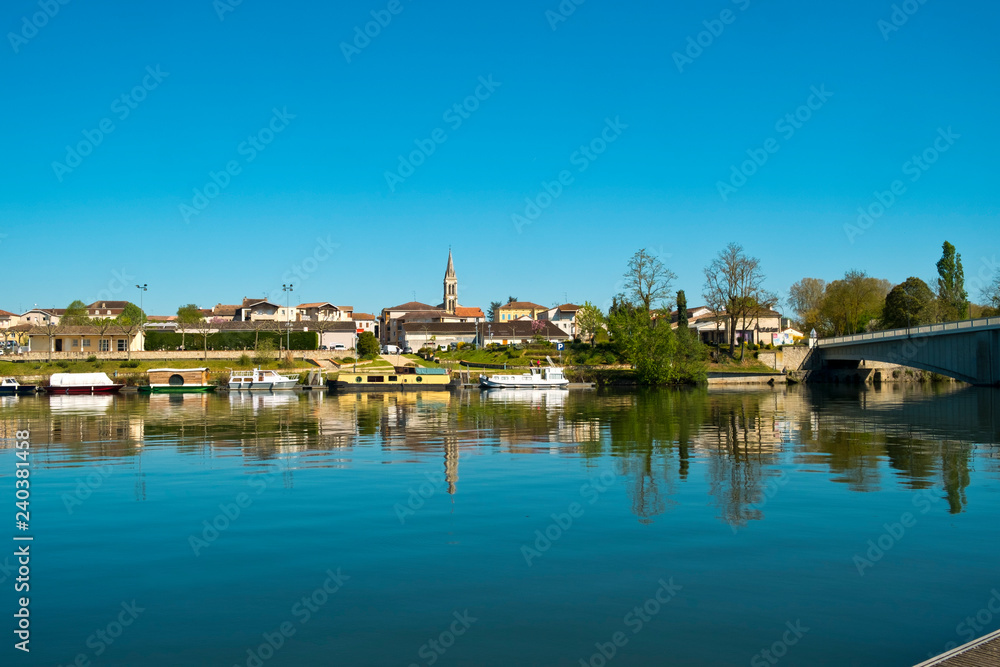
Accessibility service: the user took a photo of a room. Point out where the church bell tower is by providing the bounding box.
[444,249,457,314]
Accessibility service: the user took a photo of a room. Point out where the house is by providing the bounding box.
[380,250,484,344]
[542,304,581,338]
[352,312,377,335]
[24,325,145,354]
[86,301,129,318]
[401,322,479,351]
[480,320,571,346]
[296,303,353,322]
[671,306,783,346]
[497,301,548,322]
[0,310,19,328]
[20,308,64,326]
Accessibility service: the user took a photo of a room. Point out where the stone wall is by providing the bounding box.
[7,350,356,362]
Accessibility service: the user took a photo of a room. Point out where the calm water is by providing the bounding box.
[1,385,999,667]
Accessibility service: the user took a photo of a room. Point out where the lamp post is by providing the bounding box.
[282,284,293,352]
[135,284,147,320]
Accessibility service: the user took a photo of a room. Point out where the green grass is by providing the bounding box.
[403,355,442,368]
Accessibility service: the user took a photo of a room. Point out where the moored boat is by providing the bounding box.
[139,368,216,393]
[479,358,569,389]
[228,368,298,391]
[0,378,38,395]
[45,372,124,395]
[328,365,454,392]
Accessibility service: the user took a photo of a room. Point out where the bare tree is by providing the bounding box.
[787,278,826,331]
[703,243,777,358]
[624,249,676,312]
[189,316,219,361]
[93,317,114,355]
[40,318,62,362]
[115,316,143,361]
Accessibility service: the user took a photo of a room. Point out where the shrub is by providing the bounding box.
[86,355,98,363]
[341,356,355,363]
[119,360,140,368]
[237,353,252,367]
[56,360,70,368]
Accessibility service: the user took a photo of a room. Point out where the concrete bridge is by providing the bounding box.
[817,316,1000,386]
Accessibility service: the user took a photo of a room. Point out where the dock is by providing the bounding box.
[915,629,1000,666]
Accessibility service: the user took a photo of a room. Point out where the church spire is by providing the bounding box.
[443,248,457,314]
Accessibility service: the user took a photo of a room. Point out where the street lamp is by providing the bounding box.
[135,284,147,327]
[282,284,294,352]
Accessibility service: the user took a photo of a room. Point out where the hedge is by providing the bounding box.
[145,330,318,351]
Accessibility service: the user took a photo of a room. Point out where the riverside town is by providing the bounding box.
[5,2,999,665]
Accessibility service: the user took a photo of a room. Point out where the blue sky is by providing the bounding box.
[2,0,997,316]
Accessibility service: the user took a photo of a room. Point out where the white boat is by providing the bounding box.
[479,358,569,389]
[228,368,298,391]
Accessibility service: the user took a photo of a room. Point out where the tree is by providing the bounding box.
[981,272,1000,316]
[93,317,114,355]
[62,300,91,326]
[41,317,61,362]
[624,249,676,312]
[819,270,891,335]
[119,302,147,326]
[114,316,143,361]
[788,278,826,332]
[176,304,203,350]
[676,290,688,330]
[702,243,776,358]
[937,241,968,321]
[507,296,518,304]
[487,301,502,322]
[189,316,218,361]
[356,331,379,358]
[576,302,604,346]
[882,277,936,329]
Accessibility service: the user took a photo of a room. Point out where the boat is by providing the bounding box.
[139,368,216,393]
[328,365,454,392]
[0,378,38,395]
[228,368,298,391]
[479,358,569,389]
[45,372,124,395]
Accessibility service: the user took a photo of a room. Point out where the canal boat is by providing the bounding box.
[479,358,569,389]
[227,368,298,391]
[139,368,216,394]
[0,378,38,395]
[328,366,454,392]
[45,372,124,395]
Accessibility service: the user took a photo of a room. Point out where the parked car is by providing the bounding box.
[382,345,401,355]
[333,344,346,351]
[403,347,413,354]
[319,345,329,350]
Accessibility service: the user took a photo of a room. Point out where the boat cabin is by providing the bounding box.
[147,368,211,387]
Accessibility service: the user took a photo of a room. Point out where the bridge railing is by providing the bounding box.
[818,316,1000,347]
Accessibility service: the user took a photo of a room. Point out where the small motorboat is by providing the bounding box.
[479,357,569,389]
[0,377,38,395]
[228,368,298,391]
[44,372,124,395]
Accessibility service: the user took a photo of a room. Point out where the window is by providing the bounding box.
[388,376,397,382]
[117,339,126,352]
[71,339,79,348]
[368,376,385,383]
[99,340,109,352]
[82,339,91,348]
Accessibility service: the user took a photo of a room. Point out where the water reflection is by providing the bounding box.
[1,385,997,528]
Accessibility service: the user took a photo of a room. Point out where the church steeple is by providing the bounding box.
[443,248,457,314]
